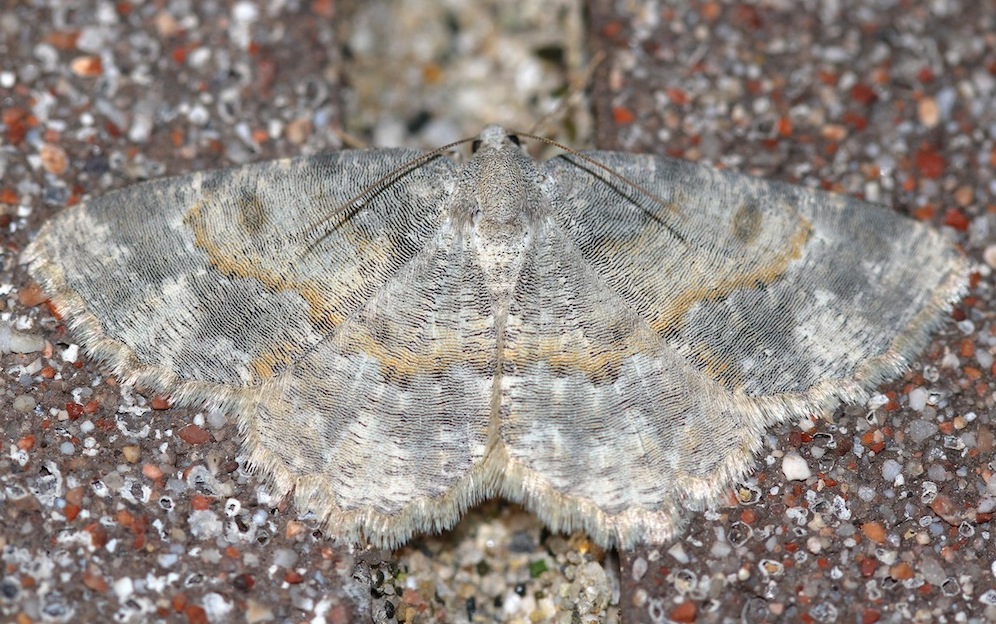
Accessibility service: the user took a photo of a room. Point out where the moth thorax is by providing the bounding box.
[469,158,532,302]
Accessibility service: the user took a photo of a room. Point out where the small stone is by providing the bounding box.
[0,323,44,354]
[113,576,134,600]
[82,567,109,593]
[908,419,938,443]
[70,55,103,77]
[907,387,929,411]
[920,556,946,586]
[861,521,886,544]
[12,395,36,413]
[821,124,848,141]
[631,557,648,581]
[188,510,223,539]
[18,283,50,307]
[286,118,312,145]
[669,600,696,623]
[245,599,274,623]
[881,459,903,482]
[806,536,823,554]
[984,245,996,269]
[917,97,939,128]
[202,593,233,621]
[889,561,914,581]
[953,185,973,207]
[929,493,960,525]
[39,143,68,175]
[121,445,141,463]
[273,548,298,569]
[177,424,211,445]
[782,452,811,481]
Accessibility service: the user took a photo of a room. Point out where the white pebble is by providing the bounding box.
[61,343,79,363]
[806,536,823,554]
[983,244,996,269]
[232,2,259,22]
[908,387,929,411]
[782,452,811,481]
[977,349,993,371]
[0,322,44,354]
[202,593,233,621]
[881,459,903,482]
[857,485,876,501]
[113,577,134,600]
[272,548,298,568]
[188,510,223,539]
[667,541,689,564]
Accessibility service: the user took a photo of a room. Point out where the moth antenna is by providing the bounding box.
[301,136,476,252]
[512,130,688,243]
[527,49,606,139]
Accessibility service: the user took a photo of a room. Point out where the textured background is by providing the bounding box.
[1,1,994,622]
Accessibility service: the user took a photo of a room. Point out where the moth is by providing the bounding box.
[24,126,968,547]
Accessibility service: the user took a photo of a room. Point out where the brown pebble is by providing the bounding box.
[39,143,68,175]
[65,485,85,506]
[151,396,171,410]
[154,10,180,37]
[121,445,141,463]
[184,604,208,624]
[70,55,103,77]
[285,118,312,145]
[861,521,886,544]
[890,561,914,581]
[820,124,848,142]
[18,283,49,307]
[143,463,164,480]
[862,608,882,624]
[82,567,109,593]
[177,424,211,445]
[670,600,697,623]
[917,97,939,128]
[929,493,960,525]
[285,520,309,538]
[976,426,993,453]
[953,185,974,207]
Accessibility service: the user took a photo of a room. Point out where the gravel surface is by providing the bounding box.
[588,2,996,622]
[1,1,994,623]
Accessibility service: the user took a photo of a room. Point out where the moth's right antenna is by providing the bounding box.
[299,137,474,253]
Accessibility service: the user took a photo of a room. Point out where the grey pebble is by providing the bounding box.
[881,459,903,482]
[12,394,36,413]
[272,548,298,568]
[908,419,939,443]
[920,556,947,586]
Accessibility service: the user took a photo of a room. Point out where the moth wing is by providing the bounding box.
[24,149,457,396]
[494,153,967,547]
